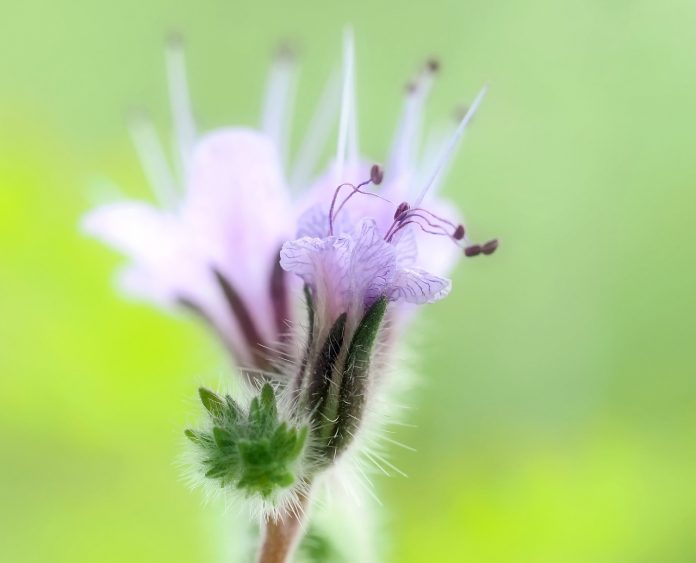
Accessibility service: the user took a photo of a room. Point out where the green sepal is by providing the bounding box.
[186,383,308,499]
[198,387,225,420]
[212,427,235,449]
[184,428,210,447]
[307,313,347,426]
[328,296,388,456]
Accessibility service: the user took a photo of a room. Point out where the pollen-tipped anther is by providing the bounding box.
[482,239,499,255]
[426,58,441,73]
[464,244,482,257]
[370,163,384,185]
[453,224,465,240]
[394,201,410,220]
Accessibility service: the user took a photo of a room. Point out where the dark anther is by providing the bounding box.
[166,31,184,48]
[454,105,469,122]
[482,239,499,255]
[464,244,482,257]
[453,224,465,240]
[370,164,384,185]
[426,58,440,73]
[275,41,296,61]
[394,201,410,220]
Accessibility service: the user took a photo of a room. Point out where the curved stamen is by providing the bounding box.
[328,165,389,235]
[385,206,465,244]
[388,58,440,178]
[414,84,488,207]
[165,34,197,178]
[261,43,298,168]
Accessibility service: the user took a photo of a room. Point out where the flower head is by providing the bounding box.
[84,32,498,505]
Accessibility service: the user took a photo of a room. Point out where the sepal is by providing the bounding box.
[186,383,308,499]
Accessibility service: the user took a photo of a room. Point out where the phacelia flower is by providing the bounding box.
[87,29,499,563]
[82,38,302,372]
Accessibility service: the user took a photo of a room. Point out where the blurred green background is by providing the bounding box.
[1,0,695,561]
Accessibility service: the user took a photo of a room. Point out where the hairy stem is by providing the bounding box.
[255,493,309,563]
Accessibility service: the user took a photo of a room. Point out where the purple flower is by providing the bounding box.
[82,40,299,371]
[281,36,493,337]
[83,32,495,377]
[280,210,451,331]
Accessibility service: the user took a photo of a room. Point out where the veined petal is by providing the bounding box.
[348,219,396,307]
[388,267,451,304]
[280,233,356,334]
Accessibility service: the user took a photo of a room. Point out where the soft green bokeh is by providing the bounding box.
[1,1,694,561]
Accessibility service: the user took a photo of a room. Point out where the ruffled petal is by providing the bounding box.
[348,219,396,307]
[280,235,353,321]
[388,268,451,304]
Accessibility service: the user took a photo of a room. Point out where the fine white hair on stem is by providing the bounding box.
[336,28,357,182]
[388,64,437,179]
[414,83,488,206]
[261,46,298,169]
[165,35,197,180]
[128,111,179,208]
[290,70,341,191]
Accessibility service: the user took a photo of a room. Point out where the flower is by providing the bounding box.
[280,188,452,331]
[82,38,301,372]
[83,31,495,381]
[85,30,499,563]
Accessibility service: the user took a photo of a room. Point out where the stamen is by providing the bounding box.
[165,34,197,179]
[481,239,499,255]
[426,58,441,72]
[387,219,453,241]
[261,42,298,168]
[387,58,439,178]
[464,244,482,257]
[414,84,488,206]
[464,239,499,257]
[336,28,357,182]
[394,201,410,220]
[384,207,464,243]
[290,70,341,190]
[328,166,391,235]
[128,109,179,208]
[370,164,384,185]
[384,208,461,243]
